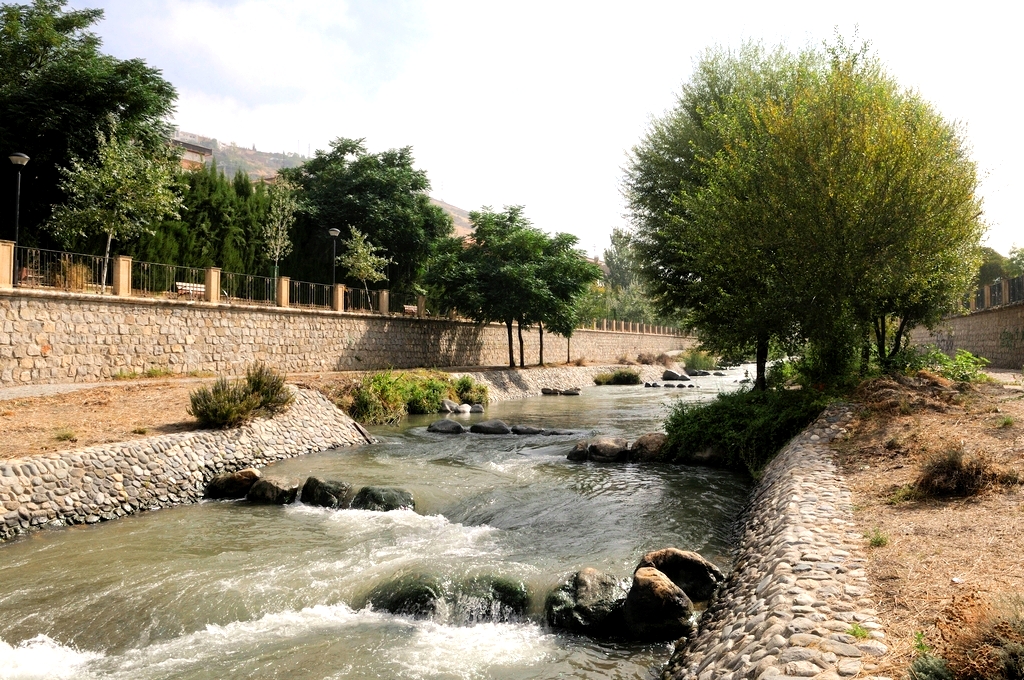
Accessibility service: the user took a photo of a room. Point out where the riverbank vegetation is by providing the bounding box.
[325,370,489,425]
[593,369,642,386]
[187,363,293,428]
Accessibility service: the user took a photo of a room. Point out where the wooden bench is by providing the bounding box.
[175,281,205,299]
[402,304,418,316]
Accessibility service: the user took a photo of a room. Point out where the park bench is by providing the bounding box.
[402,304,418,316]
[175,281,205,299]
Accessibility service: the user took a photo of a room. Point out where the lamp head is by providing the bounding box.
[8,153,29,166]
[328,228,341,238]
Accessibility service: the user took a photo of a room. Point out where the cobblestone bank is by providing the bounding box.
[664,405,890,680]
[0,387,368,542]
[455,364,670,401]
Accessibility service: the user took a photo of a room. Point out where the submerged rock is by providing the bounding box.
[542,429,576,436]
[469,404,485,413]
[470,419,511,435]
[427,419,466,434]
[204,467,261,499]
[247,478,299,505]
[545,567,627,636]
[541,387,560,395]
[635,547,725,602]
[440,398,459,413]
[567,441,589,461]
[622,567,694,641]
[587,437,630,463]
[559,388,581,396]
[629,433,668,463]
[351,486,415,512]
[367,573,444,619]
[687,369,711,377]
[511,424,544,435]
[455,576,530,624]
[300,476,354,509]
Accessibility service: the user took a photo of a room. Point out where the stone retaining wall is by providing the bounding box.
[0,387,369,542]
[456,364,671,402]
[0,289,691,386]
[664,406,890,680]
[909,303,1024,369]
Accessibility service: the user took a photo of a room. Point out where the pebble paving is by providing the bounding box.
[0,387,369,542]
[663,404,890,680]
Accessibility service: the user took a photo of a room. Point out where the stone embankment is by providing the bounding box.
[0,387,369,542]
[455,364,669,401]
[664,405,890,680]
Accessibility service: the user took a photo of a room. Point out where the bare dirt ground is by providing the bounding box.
[834,369,1024,675]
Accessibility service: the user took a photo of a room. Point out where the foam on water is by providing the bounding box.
[0,634,104,680]
[395,620,556,680]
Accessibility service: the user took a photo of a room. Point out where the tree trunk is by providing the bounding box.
[506,320,515,368]
[873,316,887,367]
[538,322,544,366]
[566,336,571,364]
[517,320,525,368]
[860,334,871,377]
[887,317,910,364]
[100,231,113,295]
[755,332,768,392]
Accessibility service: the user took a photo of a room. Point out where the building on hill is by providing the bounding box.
[172,139,214,170]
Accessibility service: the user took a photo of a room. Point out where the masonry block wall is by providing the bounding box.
[908,304,1024,369]
[0,290,693,385]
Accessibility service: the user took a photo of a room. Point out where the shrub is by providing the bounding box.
[454,375,489,405]
[910,655,955,680]
[898,345,991,382]
[679,349,718,371]
[405,377,450,414]
[637,352,658,365]
[594,369,641,385]
[187,363,293,428]
[944,595,1024,680]
[350,370,408,425]
[916,446,994,498]
[54,427,77,442]
[866,528,889,547]
[664,388,829,477]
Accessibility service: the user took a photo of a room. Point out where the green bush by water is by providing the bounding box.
[894,345,991,382]
[593,369,642,385]
[187,363,294,429]
[663,388,829,477]
[679,349,718,371]
[350,371,490,425]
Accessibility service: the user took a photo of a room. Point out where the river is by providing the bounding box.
[0,374,751,680]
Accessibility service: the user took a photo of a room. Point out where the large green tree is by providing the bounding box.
[626,40,983,387]
[1,0,177,246]
[280,138,451,291]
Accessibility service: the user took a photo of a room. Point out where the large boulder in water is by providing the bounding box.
[663,369,689,381]
[511,424,544,435]
[366,573,444,619]
[204,467,261,499]
[635,548,725,602]
[300,476,354,509]
[622,567,694,641]
[351,486,415,512]
[454,576,530,624]
[247,477,299,505]
[439,398,459,413]
[567,441,589,461]
[427,419,465,434]
[470,419,511,435]
[629,433,668,463]
[545,567,627,636]
[588,437,629,463]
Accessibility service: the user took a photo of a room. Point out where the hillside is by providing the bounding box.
[173,131,306,179]
[429,197,474,237]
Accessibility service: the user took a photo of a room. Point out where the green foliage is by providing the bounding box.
[680,350,718,371]
[910,655,954,680]
[53,427,77,442]
[977,247,1014,286]
[848,623,870,639]
[349,371,489,425]
[866,528,889,548]
[664,388,829,477]
[593,369,642,385]
[916,447,993,498]
[262,180,296,276]
[888,484,922,505]
[47,132,182,268]
[142,367,173,378]
[1009,246,1024,278]
[187,363,293,428]
[998,416,1015,429]
[338,227,391,293]
[897,346,991,382]
[280,138,452,293]
[0,0,177,246]
[915,631,933,655]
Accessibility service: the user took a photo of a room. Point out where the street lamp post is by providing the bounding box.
[328,227,341,286]
[8,153,29,247]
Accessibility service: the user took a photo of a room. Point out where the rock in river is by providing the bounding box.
[635,547,725,602]
[439,398,459,413]
[300,476,354,509]
[427,419,466,434]
[663,369,690,381]
[351,486,415,512]
[511,424,544,435]
[545,567,627,636]
[622,567,694,641]
[629,433,667,463]
[204,467,261,499]
[247,477,299,505]
[470,419,512,435]
[588,436,630,463]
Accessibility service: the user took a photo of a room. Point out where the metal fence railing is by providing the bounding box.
[132,261,206,299]
[345,288,379,313]
[1011,276,1024,305]
[289,279,332,310]
[221,272,276,307]
[972,274,1024,312]
[14,246,113,294]
[388,292,419,316]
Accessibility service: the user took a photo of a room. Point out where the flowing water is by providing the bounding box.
[0,374,752,680]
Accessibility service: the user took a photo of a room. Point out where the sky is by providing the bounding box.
[74,0,1021,257]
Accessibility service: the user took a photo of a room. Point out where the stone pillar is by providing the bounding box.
[969,294,976,312]
[378,289,390,315]
[204,267,220,303]
[0,240,14,289]
[332,284,345,312]
[112,256,132,296]
[984,284,991,309]
[277,276,290,307]
[601,319,607,331]
[1002,278,1011,307]
[417,294,426,318]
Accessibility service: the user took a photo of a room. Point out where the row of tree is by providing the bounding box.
[625,39,986,389]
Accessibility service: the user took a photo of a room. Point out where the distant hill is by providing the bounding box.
[430,198,474,237]
[173,131,306,179]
